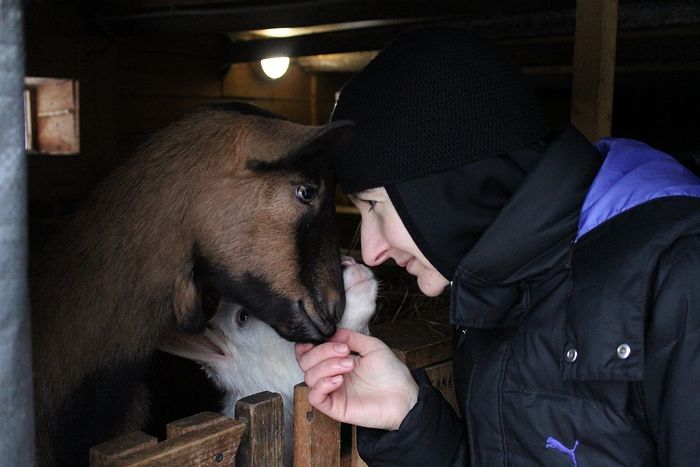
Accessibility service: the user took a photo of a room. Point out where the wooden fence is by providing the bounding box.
[90,319,454,466]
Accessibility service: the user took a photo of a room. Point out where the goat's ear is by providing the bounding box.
[288,120,355,169]
[249,120,354,174]
[287,119,355,169]
[172,264,207,334]
[157,325,227,364]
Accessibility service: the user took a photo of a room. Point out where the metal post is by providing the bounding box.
[0,0,36,464]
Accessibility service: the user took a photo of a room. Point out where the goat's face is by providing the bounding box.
[157,259,378,398]
[188,105,352,342]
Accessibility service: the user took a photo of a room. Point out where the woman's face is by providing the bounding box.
[349,187,449,297]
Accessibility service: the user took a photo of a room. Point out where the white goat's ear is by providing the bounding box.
[156,326,227,364]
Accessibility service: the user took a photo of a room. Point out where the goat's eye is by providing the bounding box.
[236,310,249,327]
[295,185,317,205]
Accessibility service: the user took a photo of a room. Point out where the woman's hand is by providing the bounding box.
[295,328,419,431]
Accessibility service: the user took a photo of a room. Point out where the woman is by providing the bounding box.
[296,26,700,466]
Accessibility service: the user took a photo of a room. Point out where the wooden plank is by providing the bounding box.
[570,0,619,142]
[35,79,76,113]
[293,383,340,467]
[222,26,403,64]
[33,79,80,154]
[94,2,475,35]
[370,319,452,370]
[90,432,158,467]
[37,112,79,155]
[91,416,246,466]
[165,411,228,439]
[235,391,285,467]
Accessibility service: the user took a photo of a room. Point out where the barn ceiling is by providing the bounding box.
[81,0,700,72]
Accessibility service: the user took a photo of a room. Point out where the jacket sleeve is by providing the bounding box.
[356,369,468,467]
[643,235,700,466]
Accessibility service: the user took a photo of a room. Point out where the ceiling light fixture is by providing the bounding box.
[260,57,290,79]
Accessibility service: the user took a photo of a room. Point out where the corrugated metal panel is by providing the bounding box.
[0,0,37,464]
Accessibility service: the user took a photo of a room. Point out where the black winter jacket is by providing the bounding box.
[357,128,700,466]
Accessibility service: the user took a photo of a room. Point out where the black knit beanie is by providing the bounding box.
[331,26,547,194]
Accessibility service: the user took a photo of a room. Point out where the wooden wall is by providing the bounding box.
[22,2,700,252]
[22,2,349,252]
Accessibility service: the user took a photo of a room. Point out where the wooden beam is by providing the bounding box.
[90,432,158,466]
[222,25,407,63]
[89,412,246,466]
[570,0,619,142]
[94,1,474,35]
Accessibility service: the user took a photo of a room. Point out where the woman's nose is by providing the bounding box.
[360,221,389,266]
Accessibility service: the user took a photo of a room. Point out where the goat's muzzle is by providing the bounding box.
[295,299,340,342]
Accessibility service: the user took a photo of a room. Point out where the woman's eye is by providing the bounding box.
[295,185,317,205]
[236,310,249,327]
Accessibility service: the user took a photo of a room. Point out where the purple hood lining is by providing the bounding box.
[576,138,700,241]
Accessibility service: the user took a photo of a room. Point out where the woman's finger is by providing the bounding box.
[296,340,350,372]
[307,375,344,415]
[294,342,314,362]
[303,356,355,388]
[329,328,388,356]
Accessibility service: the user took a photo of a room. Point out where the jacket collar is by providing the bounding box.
[578,137,700,240]
[450,126,601,328]
[564,139,700,381]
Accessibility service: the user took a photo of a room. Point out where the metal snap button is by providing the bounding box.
[617,344,631,359]
[565,348,578,362]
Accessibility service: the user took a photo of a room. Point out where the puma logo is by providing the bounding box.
[546,436,580,467]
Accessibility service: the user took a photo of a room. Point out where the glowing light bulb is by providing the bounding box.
[260,57,290,79]
[262,28,292,38]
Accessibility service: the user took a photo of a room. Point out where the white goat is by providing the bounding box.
[158,256,378,465]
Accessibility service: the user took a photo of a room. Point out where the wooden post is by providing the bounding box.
[293,383,341,467]
[235,391,285,467]
[570,0,619,142]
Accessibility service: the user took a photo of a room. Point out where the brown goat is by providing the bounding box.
[30,103,351,466]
